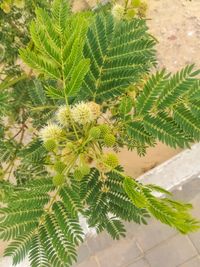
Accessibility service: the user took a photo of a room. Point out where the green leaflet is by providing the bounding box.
[65,59,90,96]
[173,105,200,141]
[132,66,200,149]
[28,80,47,106]
[126,120,154,145]
[79,168,148,230]
[82,14,156,101]
[142,113,189,148]
[1,178,84,267]
[123,177,200,234]
[135,69,169,115]
[157,64,199,109]
[123,177,147,208]
[119,97,133,116]
[4,233,34,265]
[20,0,90,99]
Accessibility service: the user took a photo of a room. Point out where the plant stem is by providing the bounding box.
[124,0,130,15]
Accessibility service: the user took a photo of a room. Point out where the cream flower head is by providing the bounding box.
[111,4,124,20]
[40,123,63,142]
[71,102,94,125]
[88,102,101,120]
[56,105,71,127]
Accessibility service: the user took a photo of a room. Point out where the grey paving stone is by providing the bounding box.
[179,256,200,267]
[172,178,200,202]
[188,194,200,253]
[190,192,200,218]
[188,231,200,254]
[127,257,150,267]
[145,235,198,267]
[75,257,99,267]
[134,219,176,252]
[97,238,143,267]
[123,221,141,239]
[86,232,115,254]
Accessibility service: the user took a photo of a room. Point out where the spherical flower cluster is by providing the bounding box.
[71,102,100,125]
[88,101,101,119]
[104,133,116,147]
[103,153,119,169]
[40,123,63,142]
[89,126,101,139]
[56,105,71,127]
[53,174,65,186]
[43,139,57,151]
[54,161,66,174]
[99,124,110,137]
[111,4,124,20]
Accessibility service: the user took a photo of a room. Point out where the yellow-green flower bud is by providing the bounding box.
[89,127,101,139]
[43,139,57,152]
[103,153,119,169]
[99,124,110,137]
[131,0,141,8]
[53,174,65,186]
[103,133,116,147]
[54,161,66,174]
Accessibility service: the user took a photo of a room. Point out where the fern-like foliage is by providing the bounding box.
[126,65,200,148]
[1,178,84,267]
[81,14,156,101]
[20,0,90,98]
[123,177,200,234]
[79,167,148,236]
[1,170,149,266]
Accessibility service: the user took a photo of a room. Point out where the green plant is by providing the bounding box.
[1,0,200,266]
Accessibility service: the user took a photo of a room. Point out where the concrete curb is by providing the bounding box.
[139,143,200,191]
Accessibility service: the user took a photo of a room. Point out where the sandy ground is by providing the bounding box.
[1,0,200,261]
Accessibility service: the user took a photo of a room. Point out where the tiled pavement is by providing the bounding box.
[73,175,200,267]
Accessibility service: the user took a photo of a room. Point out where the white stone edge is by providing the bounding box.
[139,142,200,191]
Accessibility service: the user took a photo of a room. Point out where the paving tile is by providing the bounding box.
[75,257,99,267]
[127,257,150,267]
[172,178,200,202]
[179,256,200,267]
[188,231,200,254]
[190,193,200,218]
[188,194,200,253]
[86,232,115,254]
[134,219,176,252]
[123,221,141,239]
[145,235,198,267]
[97,238,143,267]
